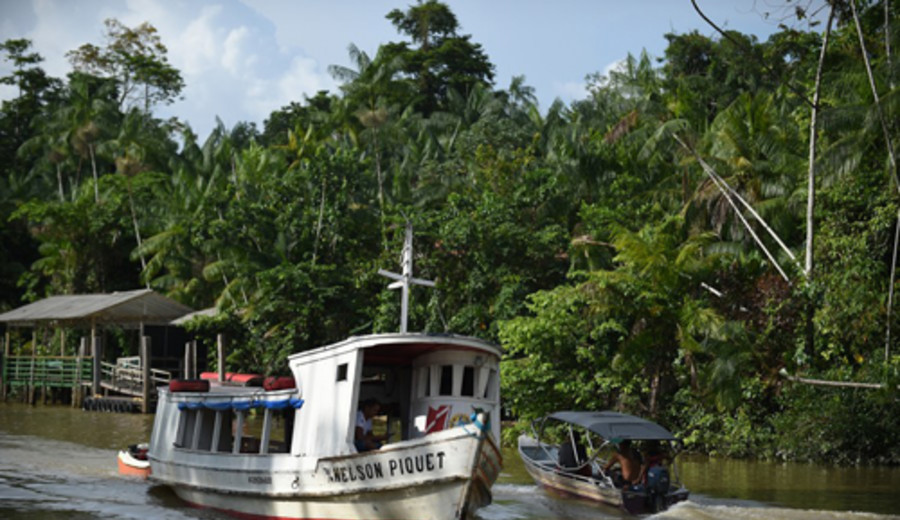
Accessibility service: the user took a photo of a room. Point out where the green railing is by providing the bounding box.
[2,356,93,388]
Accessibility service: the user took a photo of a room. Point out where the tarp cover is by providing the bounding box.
[546,411,676,441]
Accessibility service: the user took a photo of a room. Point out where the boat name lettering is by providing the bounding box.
[388,451,445,477]
[248,476,272,484]
[322,452,446,483]
[323,462,385,483]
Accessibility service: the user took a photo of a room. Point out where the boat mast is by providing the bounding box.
[378,222,436,333]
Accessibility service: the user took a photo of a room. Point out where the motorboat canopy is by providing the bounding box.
[544,411,677,441]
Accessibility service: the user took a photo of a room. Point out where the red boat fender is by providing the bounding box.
[228,373,263,386]
[197,372,263,386]
[169,379,210,392]
[263,376,296,391]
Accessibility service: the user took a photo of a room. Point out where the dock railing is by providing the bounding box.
[100,357,172,396]
[3,356,93,389]
[2,354,172,406]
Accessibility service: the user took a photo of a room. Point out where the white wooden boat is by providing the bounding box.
[518,411,689,514]
[147,225,503,520]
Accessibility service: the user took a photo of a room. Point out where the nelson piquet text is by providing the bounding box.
[321,451,446,483]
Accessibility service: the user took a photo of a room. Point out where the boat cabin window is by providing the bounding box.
[439,365,453,396]
[337,363,348,381]
[461,366,475,397]
[420,367,431,397]
[413,363,496,400]
[174,406,294,455]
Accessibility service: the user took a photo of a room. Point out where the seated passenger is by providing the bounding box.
[557,436,592,477]
[354,398,387,452]
[638,440,670,486]
[602,439,641,487]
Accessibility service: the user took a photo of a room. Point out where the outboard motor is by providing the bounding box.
[645,465,670,512]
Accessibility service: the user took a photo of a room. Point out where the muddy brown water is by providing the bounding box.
[1,402,898,519]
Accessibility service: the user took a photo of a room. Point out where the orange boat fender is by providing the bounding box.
[169,379,210,392]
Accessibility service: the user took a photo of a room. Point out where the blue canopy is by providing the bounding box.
[178,397,304,411]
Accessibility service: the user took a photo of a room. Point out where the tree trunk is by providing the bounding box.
[56,163,64,202]
[312,175,327,265]
[374,127,387,250]
[126,179,149,282]
[89,143,99,203]
[851,0,900,359]
[648,366,661,418]
[806,7,834,278]
[804,5,834,358]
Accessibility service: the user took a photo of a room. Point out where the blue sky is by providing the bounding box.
[0,0,825,138]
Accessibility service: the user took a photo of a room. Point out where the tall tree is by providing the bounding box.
[66,19,184,113]
[379,0,494,115]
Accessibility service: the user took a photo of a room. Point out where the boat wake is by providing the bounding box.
[477,484,900,520]
[651,500,898,520]
[0,432,209,520]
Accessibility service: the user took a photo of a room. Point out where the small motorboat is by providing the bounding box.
[518,411,689,514]
[117,443,151,478]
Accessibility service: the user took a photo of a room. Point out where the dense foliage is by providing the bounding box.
[2,0,899,464]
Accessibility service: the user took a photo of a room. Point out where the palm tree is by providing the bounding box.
[330,43,407,237]
[58,73,118,203]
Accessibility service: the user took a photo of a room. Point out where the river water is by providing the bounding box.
[1,402,898,519]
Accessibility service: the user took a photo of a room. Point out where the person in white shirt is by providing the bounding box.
[354,398,386,452]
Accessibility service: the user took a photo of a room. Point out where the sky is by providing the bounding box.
[0,0,826,139]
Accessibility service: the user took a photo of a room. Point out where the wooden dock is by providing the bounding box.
[1,353,172,412]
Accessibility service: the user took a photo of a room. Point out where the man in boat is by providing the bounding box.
[355,398,387,452]
[602,439,641,487]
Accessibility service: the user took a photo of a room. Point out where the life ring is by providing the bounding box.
[169,379,210,393]
[263,376,296,391]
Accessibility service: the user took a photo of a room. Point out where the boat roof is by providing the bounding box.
[546,411,677,441]
[288,332,502,365]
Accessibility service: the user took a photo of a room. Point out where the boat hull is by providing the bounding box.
[171,477,473,520]
[150,425,500,520]
[518,435,688,515]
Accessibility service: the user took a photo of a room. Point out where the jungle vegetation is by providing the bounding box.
[1,0,899,464]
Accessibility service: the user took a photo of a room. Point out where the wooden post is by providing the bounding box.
[184,341,192,380]
[217,333,226,383]
[92,335,102,396]
[191,340,198,379]
[1,327,8,400]
[141,335,151,414]
[73,336,87,408]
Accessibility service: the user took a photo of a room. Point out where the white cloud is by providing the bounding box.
[178,5,223,77]
[278,55,332,102]
[604,58,627,79]
[222,26,251,76]
[552,80,588,102]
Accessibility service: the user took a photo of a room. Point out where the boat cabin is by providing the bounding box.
[289,333,501,458]
[153,333,501,462]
